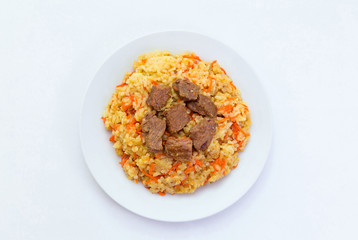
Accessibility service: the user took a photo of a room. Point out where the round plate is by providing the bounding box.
[80,31,272,222]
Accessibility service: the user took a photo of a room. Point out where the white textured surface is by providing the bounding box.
[1,0,357,239]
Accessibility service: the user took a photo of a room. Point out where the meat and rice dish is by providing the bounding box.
[101,51,251,195]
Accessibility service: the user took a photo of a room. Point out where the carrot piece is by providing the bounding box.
[101,116,106,123]
[111,123,120,130]
[224,132,229,139]
[210,60,217,69]
[203,175,210,185]
[232,122,249,137]
[142,170,157,181]
[218,118,226,124]
[211,158,226,173]
[155,153,164,158]
[182,55,202,61]
[205,75,213,93]
[229,81,237,89]
[194,159,203,167]
[144,178,153,185]
[220,67,227,75]
[119,154,129,166]
[149,163,155,175]
[184,166,195,174]
[158,191,166,196]
[122,94,135,112]
[116,82,126,88]
[135,179,138,184]
[127,72,134,79]
[109,135,115,142]
[219,104,233,113]
[237,139,245,149]
[151,80,158,85]
[165,162,180,175]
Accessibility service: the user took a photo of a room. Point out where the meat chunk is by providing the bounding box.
[165,137,192,161]
[186,94,217,118]
[172,79,200,101]
[189,118,217,151]
[141,112,166,152]
[164,104,190,133]
[146,85,171,111]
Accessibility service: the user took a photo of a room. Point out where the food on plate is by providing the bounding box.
[164,104,191,133]
[186,94,217,118]
[190,118,217,151]
[101,51,251,195]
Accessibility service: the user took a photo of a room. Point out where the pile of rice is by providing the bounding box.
[101,51,251,195]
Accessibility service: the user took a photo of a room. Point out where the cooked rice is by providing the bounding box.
[102,51,251,195]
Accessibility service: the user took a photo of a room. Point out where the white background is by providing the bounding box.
[1,0,357,239]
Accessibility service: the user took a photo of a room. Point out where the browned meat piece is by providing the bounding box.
[141,112,166,152]
[146,85,171,111]
[186,94,217,118]
[165,137,192,161]
[172,79,200,101]
[189,118,217,151]
[164,104,190,133]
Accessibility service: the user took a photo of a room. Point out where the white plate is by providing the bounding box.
[80,31,272,222]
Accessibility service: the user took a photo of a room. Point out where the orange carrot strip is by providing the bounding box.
[101,116,106,123]
[210,60,217,69]
[149,163,155,175]
[219,104,233,113]
[165,162,180,175]
[155,154,164,158]
[158,191,166,196]
[151,80,158,85]
[218,118,226,124]
[182,55,202,61]
[122,94,135,112]
[234,124,249,137]
[203,175,210,185]
[135,179,138,183]
[111,123,120,130]
[142,170,157,181]
[184,166,195,174]
[220,67,227,75]
[230,81,237,89]
[144,178,153,185]
[194,159,203,167]
[116,82,126,88]
[204,75,213,93]
[119,154,129,166]
[109,135,115,142]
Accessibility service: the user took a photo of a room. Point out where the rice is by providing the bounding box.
[102,51,251,195]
